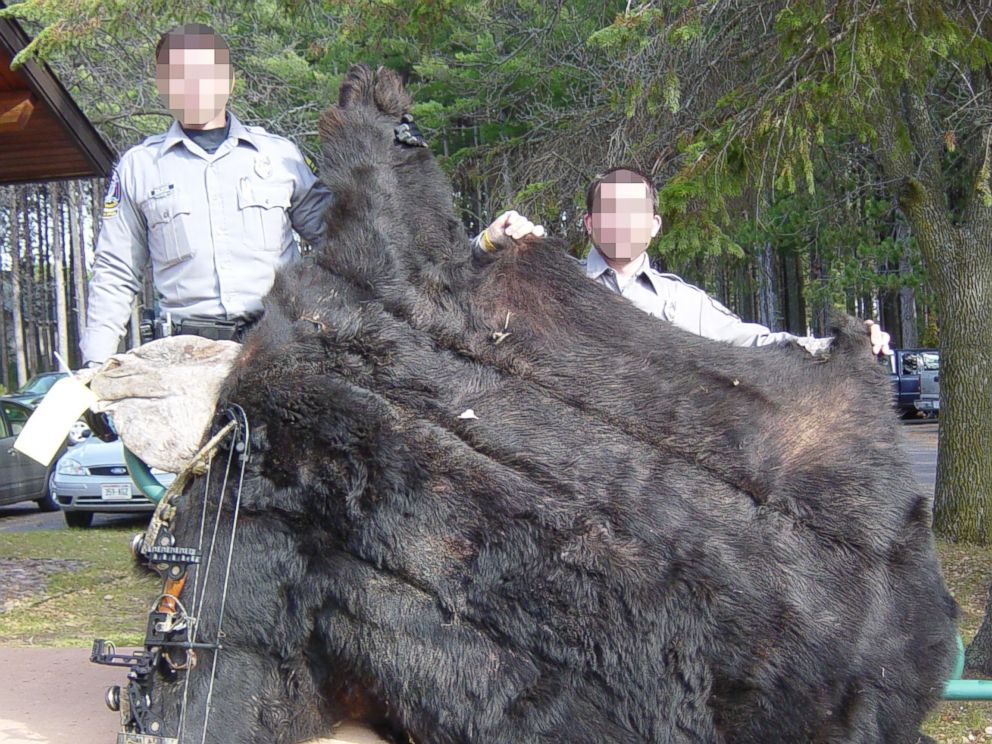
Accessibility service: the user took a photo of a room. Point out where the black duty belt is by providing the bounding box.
[173,317,257,342]
[142,317,259,344]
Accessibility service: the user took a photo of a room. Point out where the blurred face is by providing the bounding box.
[584,180,661,263]
[156,43,232,127]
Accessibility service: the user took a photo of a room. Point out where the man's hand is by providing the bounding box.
[394,114,428,148]
[865,320,892,356]
[481,210,546,251]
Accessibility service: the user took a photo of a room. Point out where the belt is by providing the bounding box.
[174,317,258,342]
[142,317,259,343]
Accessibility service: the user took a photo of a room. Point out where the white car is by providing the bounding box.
[50,438,176,528]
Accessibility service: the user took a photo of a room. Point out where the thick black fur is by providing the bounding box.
[151,65,957,743]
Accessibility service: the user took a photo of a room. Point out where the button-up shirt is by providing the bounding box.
[81,114,332,364]
[583,247,827,350]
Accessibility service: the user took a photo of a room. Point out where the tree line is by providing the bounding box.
[0,180,108,387]
[0,1,950,378]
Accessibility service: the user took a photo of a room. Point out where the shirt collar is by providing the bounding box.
[159,112,258,156]
[585,245,651,282]
[637,260,670,297]
[584,245,611,279]
[227,113,258,149]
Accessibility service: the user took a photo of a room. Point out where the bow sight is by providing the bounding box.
[91,520,206,744]
[91,412,246,744]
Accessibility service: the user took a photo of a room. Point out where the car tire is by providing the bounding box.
[35,487,60,512]
[64,511,93,528]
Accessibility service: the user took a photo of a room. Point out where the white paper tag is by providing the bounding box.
[14,376,98,465]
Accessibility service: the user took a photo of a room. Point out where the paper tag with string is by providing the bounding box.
[14,355,97,465]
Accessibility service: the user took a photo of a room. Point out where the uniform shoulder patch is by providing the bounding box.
[102,169,121,219]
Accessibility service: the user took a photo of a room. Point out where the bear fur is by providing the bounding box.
[152,65,957,744]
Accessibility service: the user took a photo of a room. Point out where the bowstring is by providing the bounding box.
[173,407,244,743]
[177,436,218,741]
[199,406,251,744]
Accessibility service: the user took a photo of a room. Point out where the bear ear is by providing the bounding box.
[373,66,412,119]
[337,63,376,110]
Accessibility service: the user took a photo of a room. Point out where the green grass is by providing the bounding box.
[0,528,990,741]
[0,524,158,646]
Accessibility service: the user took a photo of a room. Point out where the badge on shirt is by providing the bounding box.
[102,170,121,218]
[254,154,272,179]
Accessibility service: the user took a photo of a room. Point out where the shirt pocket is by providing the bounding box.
[237,179,293,252]
[143,190,194,269]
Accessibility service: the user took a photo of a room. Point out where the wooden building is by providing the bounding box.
[0,3,114,184]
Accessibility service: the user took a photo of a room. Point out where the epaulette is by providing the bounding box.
[655,271,693,286]
[654,271,714,298]
[245,125,286,141]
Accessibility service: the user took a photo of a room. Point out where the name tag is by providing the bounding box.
[149,184,175,199]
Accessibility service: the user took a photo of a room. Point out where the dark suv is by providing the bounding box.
[884,349,940,416]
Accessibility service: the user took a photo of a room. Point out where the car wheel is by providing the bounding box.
[35,487,59,512]
[64,511,93,528]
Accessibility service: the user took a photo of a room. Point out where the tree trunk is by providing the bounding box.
[898,256,918,350]
[9,188,27,388]
[71,180,89,364]
[808,245,828,337]
[898,283,918,349]
[923,221,992,544]
[40,186,54,372]
[967,587,992,673]
[740,261,755,323]
[0,191,9,389]
[0,270,8,393]
[781,250,806,334]
[91,177,103,245]
[50,183,70,368]
[22,189,38,375]
[880,287,900,347]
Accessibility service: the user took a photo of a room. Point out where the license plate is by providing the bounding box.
[117,734,178,744]
[102,484,132,499]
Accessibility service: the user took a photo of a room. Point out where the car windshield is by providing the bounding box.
[16,374,63,395]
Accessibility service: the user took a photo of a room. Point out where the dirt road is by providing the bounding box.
[0,647,124,744]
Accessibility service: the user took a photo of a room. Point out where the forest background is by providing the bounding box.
[3,0,992,663]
